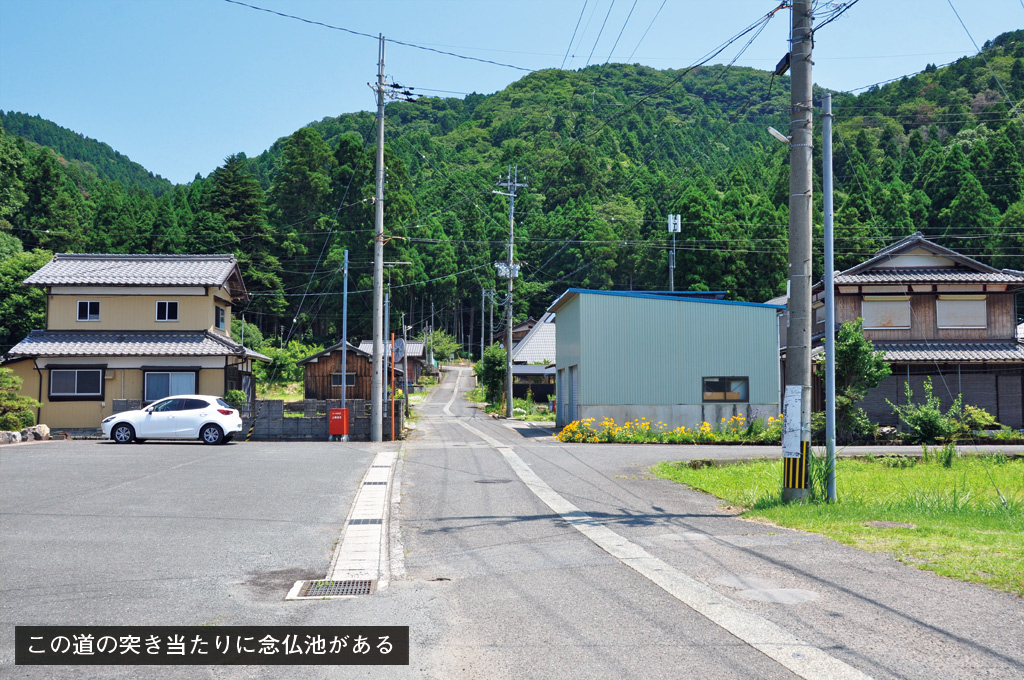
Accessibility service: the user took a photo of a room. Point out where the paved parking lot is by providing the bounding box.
[0,438,390,676]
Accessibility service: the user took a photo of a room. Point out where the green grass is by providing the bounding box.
[257,382,304,402]
[652,455,1024,596]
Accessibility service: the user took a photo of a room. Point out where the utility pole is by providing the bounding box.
[667,214,680,291]
[340,249,350,441]
[782,1,814,502]
[370,34,386,443]
[402,312,409,418]
[823,92,837,503]
[488,290,494,347]
[494,166,526,418]
[368,34,417,442]
[480,287,486,361]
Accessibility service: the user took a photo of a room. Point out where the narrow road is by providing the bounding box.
[393,366,1024,680]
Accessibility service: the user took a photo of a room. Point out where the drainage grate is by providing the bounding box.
[371,465,391,468]
[349,518,383,525]
[363,481,387,485]
[475,479,514,484]
[300,579,375,597]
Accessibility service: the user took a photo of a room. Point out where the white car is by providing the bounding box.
[101,395,243,445]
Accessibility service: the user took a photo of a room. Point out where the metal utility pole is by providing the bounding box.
[371,34,386,442]
[480,287,486,361]
[402,312,409,417]
[823,92,837,503]
[782,0,813,502]
[494,166,526,418]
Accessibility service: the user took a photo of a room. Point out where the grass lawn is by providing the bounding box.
[653,454,1024,596]
[258,382,304,402]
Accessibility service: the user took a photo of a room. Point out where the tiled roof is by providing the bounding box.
[873,342,1024,363]
[834,268,1024,284]
[24,253,241,287]
[512,314,556,364]
[296,341,367,366]
[4,330,267,360]
[356,340,425,359]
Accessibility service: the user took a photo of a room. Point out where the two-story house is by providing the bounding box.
[1,254,268,431]
[782,234,1024,429]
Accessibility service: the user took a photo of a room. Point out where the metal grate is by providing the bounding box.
[371,465,391,468]
[349,518,383,525]
[363,481,387,485]
[300,579,374,597]
[475,479,514,484]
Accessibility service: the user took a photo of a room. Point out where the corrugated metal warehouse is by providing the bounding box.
[548,289,784,430]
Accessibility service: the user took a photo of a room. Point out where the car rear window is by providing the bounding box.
[216,398,233,409]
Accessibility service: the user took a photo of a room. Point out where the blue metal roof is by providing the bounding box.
[546,288,786,314]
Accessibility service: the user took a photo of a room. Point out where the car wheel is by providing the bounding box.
[201,424,224,445]
[112,423,135,444]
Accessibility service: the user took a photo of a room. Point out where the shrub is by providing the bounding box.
[222,390,248,410]
[0,412,21,432]
[888,377,962,444]
[0,367,41,429]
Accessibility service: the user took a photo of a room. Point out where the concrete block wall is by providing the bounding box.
[242,399,404,441]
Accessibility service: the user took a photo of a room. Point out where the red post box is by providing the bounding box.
[329,408,349,436]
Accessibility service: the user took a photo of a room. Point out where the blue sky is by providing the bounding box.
[1,0,1019,184]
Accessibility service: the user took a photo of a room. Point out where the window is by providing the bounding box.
[936,295,986,329]
[156,301,179,322]
[331,372,356,388]
[215,306,226,330]
[144,371,196,402]
[702,377,749,403]
[49,368,103,399]
[77,300,100,321]
[862,296,911,329]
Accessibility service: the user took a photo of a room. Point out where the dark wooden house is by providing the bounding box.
[297,341,403,401]
[780,234,1024,428]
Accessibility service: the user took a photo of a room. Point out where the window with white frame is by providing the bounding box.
[936,295,986,329]
[144,371,196,402]
[215,306,226,330]
[49,368,103,399]
[862,296,911,329]
[77,300,100,321]
[156,300,179,322]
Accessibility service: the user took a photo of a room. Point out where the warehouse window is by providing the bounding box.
[703,377,749,403]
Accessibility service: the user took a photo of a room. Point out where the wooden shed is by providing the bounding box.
[297,341,402,401]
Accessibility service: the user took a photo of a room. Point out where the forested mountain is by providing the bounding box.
[0,111,174,196]
[2,29,1022,356]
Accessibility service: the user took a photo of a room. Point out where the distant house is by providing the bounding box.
[493,317,536,349]
[548,289,784,429]
[357,339,426,386]
[510,313,556,401]
[2,254,268,430]
[298,341,404,401]
[799,234,1024,429]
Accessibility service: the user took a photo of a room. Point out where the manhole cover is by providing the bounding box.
[475,479,514,484]
[300,580,375,597]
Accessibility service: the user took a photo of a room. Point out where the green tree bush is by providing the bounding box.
[0,367,41,431]
[475,343,507,404]
[815,319,891,441]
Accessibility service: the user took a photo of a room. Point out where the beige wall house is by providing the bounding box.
[2,254,268,430]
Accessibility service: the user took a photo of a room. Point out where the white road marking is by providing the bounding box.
[449,403,872,680]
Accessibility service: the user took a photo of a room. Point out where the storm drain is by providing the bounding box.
[299,579,375,597]
[371,465,391,468]
[363,481,387,485]
[475,479,514,484]
[348,518,383,525]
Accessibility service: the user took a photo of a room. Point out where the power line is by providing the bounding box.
[221,0,535,72]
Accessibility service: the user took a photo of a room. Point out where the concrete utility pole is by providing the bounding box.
[340,249,350,441]
[782,0,814,502]
[494,166,526,418]
[371,34,386,442]
[402,312,409,418]
[823,92,837,503]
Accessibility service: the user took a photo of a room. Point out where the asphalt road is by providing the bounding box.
[2,370,1022,679]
